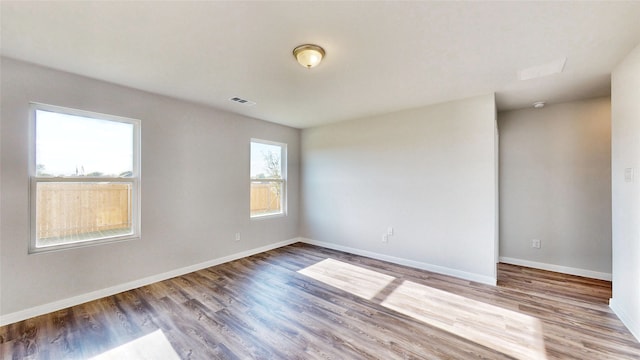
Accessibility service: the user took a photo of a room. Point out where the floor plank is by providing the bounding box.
[1,243,639,359]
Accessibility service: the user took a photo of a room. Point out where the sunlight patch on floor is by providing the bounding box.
[382,280,547,360]
[89,329,181,360]
[298,258,396,300]
[299,258,547,360]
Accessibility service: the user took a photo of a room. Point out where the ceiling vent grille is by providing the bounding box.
[229,96,256,106]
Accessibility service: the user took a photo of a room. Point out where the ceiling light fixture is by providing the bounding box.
[293,44,325,69]
[533,101,546,109]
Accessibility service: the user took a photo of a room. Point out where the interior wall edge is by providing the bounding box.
[610,297,640,342]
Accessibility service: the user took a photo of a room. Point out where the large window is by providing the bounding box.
[250,139,286,218]
[30,103,141,252]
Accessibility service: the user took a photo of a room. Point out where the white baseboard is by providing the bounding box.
[610,297,640,342]
[499,256,612,281]
[0,238,300,327]
[300,238,497,286]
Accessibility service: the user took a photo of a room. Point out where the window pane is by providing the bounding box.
[36,109,134,177]
[250,181,282,217]
[250,142,282,179]
[36,182,133,247]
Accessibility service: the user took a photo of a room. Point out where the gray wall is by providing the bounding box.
[0,58,300,317]
[611,42,640,341]
[498,98,612,278]
[300,94,498,284]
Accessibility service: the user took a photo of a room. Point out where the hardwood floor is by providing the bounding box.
[1,243,639,359]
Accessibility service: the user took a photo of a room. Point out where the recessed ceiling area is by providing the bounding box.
[2,1,640,128]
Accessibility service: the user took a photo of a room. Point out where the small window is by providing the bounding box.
[250,139,286,218]
[30,103,140,252]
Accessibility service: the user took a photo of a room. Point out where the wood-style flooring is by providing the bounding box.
[1,243,639,359]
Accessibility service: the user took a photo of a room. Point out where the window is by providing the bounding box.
[250,139,286,218]
[30,103,140,252]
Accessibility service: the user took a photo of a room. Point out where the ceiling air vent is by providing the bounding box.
[229,96,256,106]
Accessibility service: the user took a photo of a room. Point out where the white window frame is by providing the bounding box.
[29,103,141,253]
[250,138,287,219]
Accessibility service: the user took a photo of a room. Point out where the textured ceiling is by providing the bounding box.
[2,1,640,128]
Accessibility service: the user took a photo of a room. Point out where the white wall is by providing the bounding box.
[498,98,612,279]
[610,42,640,341]
[0,58,300,321]
[300,94,498,284]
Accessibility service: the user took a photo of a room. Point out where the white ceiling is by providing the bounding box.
[2,1,640,129]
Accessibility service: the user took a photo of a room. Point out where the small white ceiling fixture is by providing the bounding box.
[518,58,567,81]
[293,44,325,69]
[533,101,545,109]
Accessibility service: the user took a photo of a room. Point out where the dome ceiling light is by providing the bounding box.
[533,101,546,109]
[293,44,325,69]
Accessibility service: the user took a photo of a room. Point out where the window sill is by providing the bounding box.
[29,234,139,254]
[250,212,287,221]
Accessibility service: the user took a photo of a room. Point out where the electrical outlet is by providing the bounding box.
[387,227,394,236]
[532,239,541,249]
[235,232,241,241]
[382,234,388,243]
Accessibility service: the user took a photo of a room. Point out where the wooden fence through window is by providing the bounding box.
[250,182,281,215]
[36,183,131,239]
[37,182,281,239]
